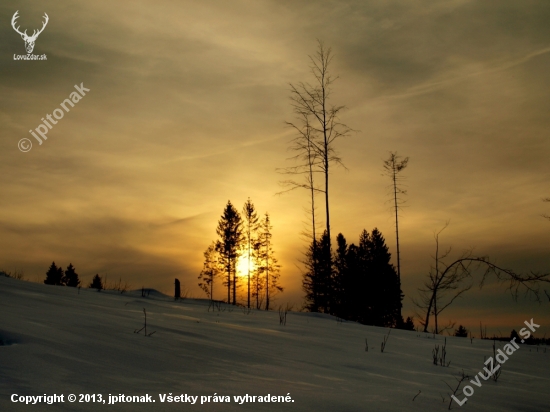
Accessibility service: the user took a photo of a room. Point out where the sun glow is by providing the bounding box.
[236,253,255,277]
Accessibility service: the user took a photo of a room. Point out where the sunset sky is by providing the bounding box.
[1,0,549,335]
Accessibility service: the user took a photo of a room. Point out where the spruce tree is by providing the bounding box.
[89,274,103,290]
[302,238,320,312]
[402,316,415,331]
[454,325,468,337]
[44,262,63,285]
[215,201,243,305]
[355,230,373,324]
[333,233,348,318]
[256,213,282,310]
[341,243,360,321]
[63,263,80,287]
[332,229,402,326]
[252,236,265,309]
[302,231,332,313]
[369,228,402,327]
[242,198,259,309]
[198,241,220,300]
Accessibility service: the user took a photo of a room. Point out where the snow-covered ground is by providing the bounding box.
[1,276,548,411]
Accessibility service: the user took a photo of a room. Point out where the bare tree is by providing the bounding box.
[383,151,409,322]
[278,110,323,243]
[287,40,352,248]
[383,152,409,282]
[415,222,550,333]
[414,222,473,334]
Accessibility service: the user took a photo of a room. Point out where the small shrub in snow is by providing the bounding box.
[433,338,450,367]
[278,304,291,326]
[491,340,502,382]
[134,308,156,337]
[381,329,390,353]
[209,300,225,312]
[443,369,471,410]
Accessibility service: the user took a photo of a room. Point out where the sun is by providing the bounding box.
[236,253,255,277]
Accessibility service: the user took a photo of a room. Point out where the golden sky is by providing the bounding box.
[1,0,549,334]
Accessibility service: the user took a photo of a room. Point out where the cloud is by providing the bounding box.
[0,0,548,328]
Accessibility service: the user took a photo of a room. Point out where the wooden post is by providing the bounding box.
[175,278,181,300]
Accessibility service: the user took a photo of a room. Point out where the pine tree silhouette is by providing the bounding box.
[304,228,403,327]
[63,263,81,287]
[454,325,468,337]
[89,274,103,290]
[216,200,243,305]
[302,231,332,313]
[44,262,63,285]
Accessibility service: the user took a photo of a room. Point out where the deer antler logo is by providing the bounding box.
[11,11,49,54]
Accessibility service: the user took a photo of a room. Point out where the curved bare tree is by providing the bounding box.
[415,222,550,333]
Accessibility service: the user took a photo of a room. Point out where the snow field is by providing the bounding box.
[1,276,549,411]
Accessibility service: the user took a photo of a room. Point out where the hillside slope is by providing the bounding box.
[1,277,548,411]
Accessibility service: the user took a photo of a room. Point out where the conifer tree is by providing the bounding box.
[402,316,415,331]
[242,198,259,308]
[44,262,63,285]
[198,241,220,300]
[333,233,348,317]
[63,263,80,287]
[256,213,282,310]
[369,228,402,327]
[302,238,320,312]
[89,274,103,290]
[454,325,468,337]
[357,229,372,323]
[305,228,402,327]
[216,201,243,305]
[251,240,265,309]
[302,231,332,313]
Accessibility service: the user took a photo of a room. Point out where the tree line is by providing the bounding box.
[303,228,411,329]
[43,261,120,292]
[280,40,411,328]
[44,262,81,287]
[283,41,550,333]
[198,199,283,309]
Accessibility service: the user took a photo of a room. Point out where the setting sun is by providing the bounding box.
[236,253,255,277]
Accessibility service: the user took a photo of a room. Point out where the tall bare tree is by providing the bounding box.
[383,152,409,282]
[288,40,352,248]
[383,152,408,322]
[278,111,322,243]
